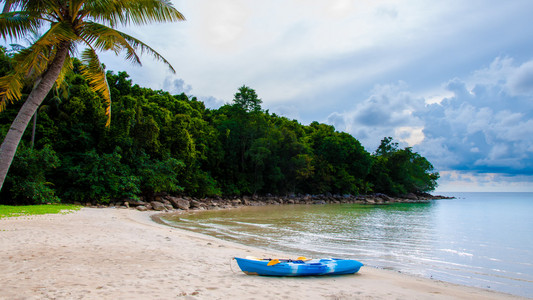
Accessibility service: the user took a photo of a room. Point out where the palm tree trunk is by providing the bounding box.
[31,111,37,149]
[0,42,70,192]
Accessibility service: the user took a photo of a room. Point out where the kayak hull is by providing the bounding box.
[234,257,363,276]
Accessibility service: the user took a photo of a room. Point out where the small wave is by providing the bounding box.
[439,249,474,257]
[232,221,273,228]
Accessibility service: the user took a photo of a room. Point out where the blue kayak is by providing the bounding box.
[234,257,363,276]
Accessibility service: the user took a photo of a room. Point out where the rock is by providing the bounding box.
[404,193,418,200]
[136,206,148,211]
[124,201,130,208]
[168,197,190,210]
[126,199,148,207]
[190,200,204,209]
[313,200,327,205]
[150,201,166,211]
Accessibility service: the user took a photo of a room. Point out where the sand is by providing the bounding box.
[0,207,523,299]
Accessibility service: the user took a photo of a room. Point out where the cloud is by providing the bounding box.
[328,57,533,179]
[436,171,533,192]
[161,76,226,109]
[508,60,533,96]
[418,57,533,175]
[327,81,425,151]
[163,77,192,95]
[198,96,226,109]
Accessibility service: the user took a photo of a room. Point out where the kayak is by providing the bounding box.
[233,256,363,276]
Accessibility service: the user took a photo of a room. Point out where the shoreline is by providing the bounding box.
[0,207,524,299]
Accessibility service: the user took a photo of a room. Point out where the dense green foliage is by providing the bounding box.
[0,51,439,204]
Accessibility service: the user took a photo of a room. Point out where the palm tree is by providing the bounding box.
[0,0,185,192]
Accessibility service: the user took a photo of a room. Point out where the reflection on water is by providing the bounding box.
[162,194,533,298]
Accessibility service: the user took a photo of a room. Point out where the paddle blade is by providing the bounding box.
[267,259,280,266]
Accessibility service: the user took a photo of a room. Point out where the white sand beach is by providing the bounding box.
[0,208,523,299]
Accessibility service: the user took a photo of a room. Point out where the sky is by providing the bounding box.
[65,1,533,192]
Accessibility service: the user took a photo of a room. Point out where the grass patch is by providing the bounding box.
[0,204,81,219]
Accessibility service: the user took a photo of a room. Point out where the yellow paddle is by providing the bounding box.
[267,259,280,266]
[266,257,309,266]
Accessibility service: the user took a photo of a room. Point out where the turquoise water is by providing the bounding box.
[162,192,533,297]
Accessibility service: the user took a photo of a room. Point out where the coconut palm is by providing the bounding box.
[0,0,185,191]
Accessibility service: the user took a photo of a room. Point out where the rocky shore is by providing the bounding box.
[79,192,454,212]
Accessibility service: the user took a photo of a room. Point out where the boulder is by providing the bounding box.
[126,199,148,207]
[190,200,204,209]
[404,193,418,200]
[365,198,376,204]
[168,197,190,210]
[136,206,148,211]
[375,193,392,202]
[150,201,166,211]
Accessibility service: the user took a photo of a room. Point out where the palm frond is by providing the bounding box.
[1,0,24,14]
[0,11,42,40]
[124,0,186,25]
[0,21,75,108]
[79,22,174,73]
[79,22,141,63]
[68,0,85,22]
[79,48,111,126]
[21,0,60,14]
[116,29,176,73]
[0,72,24,111]
[84,0,185,27]
[12,22,75,76]
[0,44,50,105]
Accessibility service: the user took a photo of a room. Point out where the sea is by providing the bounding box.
[161,192,533,298]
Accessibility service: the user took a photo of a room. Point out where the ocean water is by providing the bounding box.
[161,192,533,298]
